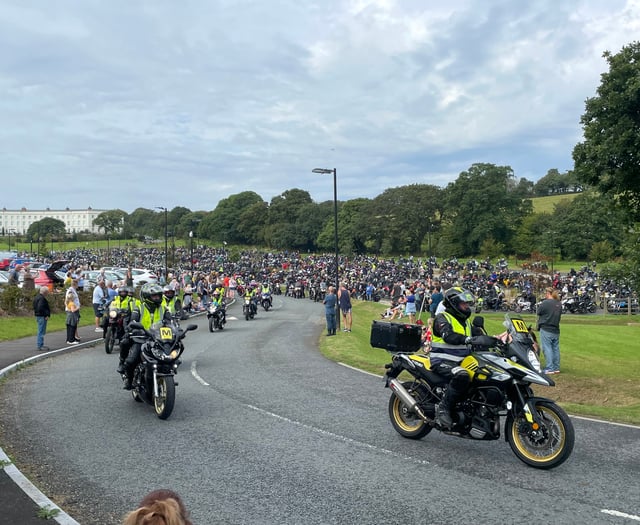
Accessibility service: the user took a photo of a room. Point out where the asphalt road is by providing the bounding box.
[0,296,639,524]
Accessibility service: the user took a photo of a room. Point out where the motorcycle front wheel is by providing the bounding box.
[104,327,115,354]
[388,381,433,439]
[506,400,574,469]
[209,317,215,332]
[154,375,176,420]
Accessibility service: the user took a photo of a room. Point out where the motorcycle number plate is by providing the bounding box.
[160,327,173,340]
[511,318,529,333]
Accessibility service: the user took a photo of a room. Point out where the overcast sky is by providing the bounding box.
[1,1,639,214]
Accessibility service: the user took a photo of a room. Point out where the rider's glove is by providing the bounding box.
[465,335,498,347]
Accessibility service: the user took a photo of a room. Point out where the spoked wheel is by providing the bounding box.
[506,400,575,469]
[104,327,115,354]
[154,375,176,420]
[388,381,433,439]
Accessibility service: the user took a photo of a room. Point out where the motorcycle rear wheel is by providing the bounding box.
[104,327,115,354]
[506,400,574,469]
[388,381,432,439]
[154,375,176,420]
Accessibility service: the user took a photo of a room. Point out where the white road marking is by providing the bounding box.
[601,510,640,521]
[246,403,430,466]
[190,361,209,386]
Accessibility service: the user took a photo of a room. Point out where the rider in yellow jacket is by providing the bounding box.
[431,287,496,428]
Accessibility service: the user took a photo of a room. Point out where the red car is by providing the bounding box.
[32,260,69,291]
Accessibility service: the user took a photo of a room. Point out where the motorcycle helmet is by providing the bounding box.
[118,286,129,298]
[163,284,175,299]
[141,283,164,307]
[443,286,475,321]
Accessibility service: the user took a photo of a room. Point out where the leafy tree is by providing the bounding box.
[573,41,640,219]
[125,208,157,238]
[26,218,66,240]
[93,210,127,236]
[551,192,627,259]
[512,213,555,259]
[237,201,269,245]
[200,191,264,243]
[443,163,532,255]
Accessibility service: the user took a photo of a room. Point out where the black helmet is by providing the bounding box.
[141,283,163,307]
[443,286,475,321]
[118,286,129,297]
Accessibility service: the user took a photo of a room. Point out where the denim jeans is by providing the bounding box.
[540,329,560,371]
[36,316,48,348]
[325,312,336,334]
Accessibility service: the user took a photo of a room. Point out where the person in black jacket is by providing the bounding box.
[33,286,51,351]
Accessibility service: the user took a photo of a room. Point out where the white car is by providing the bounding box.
[129,268,159,286]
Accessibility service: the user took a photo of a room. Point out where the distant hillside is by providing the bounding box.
[531,193,580,214]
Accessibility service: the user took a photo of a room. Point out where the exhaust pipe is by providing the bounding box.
[388,378,429,422]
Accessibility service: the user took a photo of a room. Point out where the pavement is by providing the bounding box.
[0,323,105,525]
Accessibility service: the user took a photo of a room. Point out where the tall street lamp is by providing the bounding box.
[312,167,339,329]
[156,206,168,282]
[8,229,15,252]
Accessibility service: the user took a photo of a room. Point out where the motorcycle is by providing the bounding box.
[207,302,226,332]
[125,319,197,419]
[243,295,257,320]
[375,314,575,469]
[261,291,273,311]
[104,304,129,354]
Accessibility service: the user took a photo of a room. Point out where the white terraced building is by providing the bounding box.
[1,207,107,235]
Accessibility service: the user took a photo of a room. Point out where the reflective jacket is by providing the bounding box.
[430,311,472,362]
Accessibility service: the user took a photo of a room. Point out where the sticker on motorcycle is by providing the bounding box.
[160,327,173,340]
[511,318,529,333]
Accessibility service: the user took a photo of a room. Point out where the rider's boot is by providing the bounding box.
[436,367,470,428]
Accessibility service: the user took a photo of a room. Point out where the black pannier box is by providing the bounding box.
[370,320,422,353]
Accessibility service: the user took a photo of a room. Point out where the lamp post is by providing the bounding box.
[312,167,339,329]
[189,230,194,275]
[156,206,168,283]
[8,229,15,252]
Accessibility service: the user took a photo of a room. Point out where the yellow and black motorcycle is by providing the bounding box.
[373,314,575,469]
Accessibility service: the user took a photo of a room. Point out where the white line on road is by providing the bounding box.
[190,361,209,386]
[601,509,640,521]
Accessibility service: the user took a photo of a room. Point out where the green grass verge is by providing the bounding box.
[319,301,640,425]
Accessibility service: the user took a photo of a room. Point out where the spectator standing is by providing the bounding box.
[8,264,22,286]
[537,287,562,374]
[429,284,443,318]
[322,285,338,336]
[65,279,81,345]
[405,286,417,324]
[33,286,51,351]
[92,279,108,331]
[365,282,375,301]
[338,283,352,332]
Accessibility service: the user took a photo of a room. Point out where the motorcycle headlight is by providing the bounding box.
[109,309,118,319]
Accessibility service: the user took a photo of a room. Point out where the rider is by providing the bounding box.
[210,287,227,324]
[431,287,496,428]
[122,283,172,390]
[111,285,135,374]
[162,284,180,316]
[245,281,259,315]
[260,281,272,307]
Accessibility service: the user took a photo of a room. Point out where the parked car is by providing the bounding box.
[128,268,158,286]
[79,269,126,289]
[32,260,70,291]
[0,270,9,285]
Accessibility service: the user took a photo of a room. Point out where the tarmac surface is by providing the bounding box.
[0,323,105,525]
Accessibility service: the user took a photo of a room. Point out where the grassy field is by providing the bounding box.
[531,193,579,214]
[319,300,640,425]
